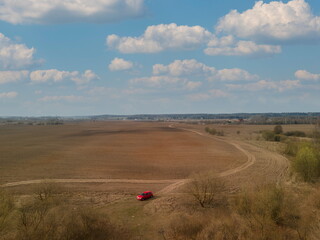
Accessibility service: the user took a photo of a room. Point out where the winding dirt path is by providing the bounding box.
[1,125,289,195]
[157,126,256,194]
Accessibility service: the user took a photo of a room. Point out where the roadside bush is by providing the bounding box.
[187,172,225,208]
[205,127,217,135]
[293,145,320,182]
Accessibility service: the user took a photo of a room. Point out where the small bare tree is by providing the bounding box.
[187,172,224,208]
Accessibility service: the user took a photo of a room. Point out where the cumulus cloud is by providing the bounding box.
[205,40,281,56]
[188,89,230,101]
[216,0,320,43]
[109,57,133,71]
[107,23,213,53]
[130,76,186,87]
[227,80,301,92]
[30,69,99,85]
[295,70,320,80]
[211,68,259,81]
[0,91,18,99]
[0,0,146,24]
[153,59,258,82]
[184,81,202,90]
[38,95,84,102]
[0,33,39,69]
[0,70,29,84]
[153,59,215,76]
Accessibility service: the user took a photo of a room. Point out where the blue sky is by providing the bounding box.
[0,0,319,116]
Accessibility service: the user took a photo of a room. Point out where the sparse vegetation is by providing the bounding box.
[187,172,225,208]
[205,127,224,136]
[293,145,320,182]
[161,183,317,240]
[285,131,306,137]
[0,190,15,239]
[2,122,320,239]
[274,125,283,135]
[1,183,132,240]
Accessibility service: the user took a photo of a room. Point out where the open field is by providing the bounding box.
[1,121,314,192]
[0,121,247,186]
[2,121,319,239]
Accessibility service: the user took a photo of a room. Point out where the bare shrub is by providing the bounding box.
[187,172,225,208]
[163,214,206,240]
[34,182,63,202]
[0,190,15,239]
[197,215,250,240]
[61,208,131,240]
[15,182,131,240]
[232,184,300,240]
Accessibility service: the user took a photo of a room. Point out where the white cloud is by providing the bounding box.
[216,0,320,43]
[205,40,281,56]
[0,0,146,24]
[184,81,202,90]
[30,69,99,85]
[188,89,230,101]
[295,70,320,80]
[153,59,215,76]
[153,59,258,82]
[107,23,213,53]
[38,95,84,102]
[227,80,301,92]
[0,91,18,99]
[0,70,29,84]
[130,76,186,87]
[72,70,99,85]
[211,68,259,81]
[0,33,38,69]
[109,58,133,71]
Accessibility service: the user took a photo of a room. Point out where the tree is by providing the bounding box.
[187,172,224,208]
[274,125,283,135]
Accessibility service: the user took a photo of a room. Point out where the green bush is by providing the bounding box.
[205,127,217,135]
[262,130,276,141]
[293,145,320,182]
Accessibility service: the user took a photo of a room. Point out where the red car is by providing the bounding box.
[136,191,153,201]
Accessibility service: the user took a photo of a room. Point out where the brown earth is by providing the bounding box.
[0,121,300,196]
[0,121,246,187]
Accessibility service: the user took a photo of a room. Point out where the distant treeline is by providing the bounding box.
[1,112,320,125]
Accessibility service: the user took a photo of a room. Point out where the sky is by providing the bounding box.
[0,0,319,116]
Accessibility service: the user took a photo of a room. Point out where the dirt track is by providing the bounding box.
[1,125,289,194]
